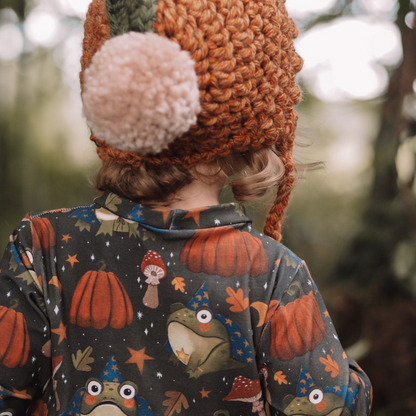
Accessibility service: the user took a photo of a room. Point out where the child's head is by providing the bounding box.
[80,0,302,241]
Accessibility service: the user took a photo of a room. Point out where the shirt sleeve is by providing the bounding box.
[257,261,372,416]
[0,218,52,415]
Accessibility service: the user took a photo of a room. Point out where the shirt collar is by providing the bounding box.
[94,192,252,231]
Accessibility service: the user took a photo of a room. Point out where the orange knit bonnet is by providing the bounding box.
[80,0,303,241]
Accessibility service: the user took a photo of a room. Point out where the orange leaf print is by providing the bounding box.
[225,287,249,313]
[351,373,360,384]
[353,360,363,372]
[172,277,186,293]
[274,371,288,385]
[163,391,189,416]
[319,355,340,377]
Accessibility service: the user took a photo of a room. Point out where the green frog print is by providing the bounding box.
[60,356,153,416]
[283,366,358,416]
[166,283,254,378]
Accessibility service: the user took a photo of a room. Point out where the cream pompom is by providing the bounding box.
[82,32,201,154]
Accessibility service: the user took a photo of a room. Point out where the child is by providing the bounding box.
[0,0,372,415]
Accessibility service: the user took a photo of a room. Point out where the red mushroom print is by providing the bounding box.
[223,376,266,416]
[141,250,167,309]
[259,367,272,404]
[52,355,63,411]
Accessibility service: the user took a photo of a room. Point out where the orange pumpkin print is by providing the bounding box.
[70,261,133,329]
[26,398,48,416]
[268,284,327,361]
[0,305,30,368]
[31,217,56,255]
[180,227,268,277]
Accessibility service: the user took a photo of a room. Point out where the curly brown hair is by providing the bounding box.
[94,147,284,206]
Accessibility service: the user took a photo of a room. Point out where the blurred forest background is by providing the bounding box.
[0,0,415,414]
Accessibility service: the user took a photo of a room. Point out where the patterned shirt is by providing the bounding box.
[0,192,372,416]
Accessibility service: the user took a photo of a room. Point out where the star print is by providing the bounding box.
[324,310,330,317]
[305,373,312,379]
[192,302,199,309]
[236,349,243,356]
[225,318,233,326]
[65,254,79,268]
[52,321,67,344]
[49,276,61,290]
[126,347,154,374]
[200,388,211,398]
[153,208,170,225]
[12,388,32,400]
[182,207,209,226]
[300,387,307,394]
[333,386,341,392]
[62,234,72,243]
[176,348,190,363]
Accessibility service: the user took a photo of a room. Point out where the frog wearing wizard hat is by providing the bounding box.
[282,365,359,416]
[60,355,153,416]
[0,386,14,416]
[166,283,254,378]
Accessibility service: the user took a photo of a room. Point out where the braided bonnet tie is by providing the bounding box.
[80,0,303,241]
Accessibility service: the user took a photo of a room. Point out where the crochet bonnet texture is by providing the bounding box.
[80,0,303,241]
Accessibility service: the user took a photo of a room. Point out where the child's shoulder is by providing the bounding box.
[27,202,95,221]
[9,201,98,246]
[248,225,303,270]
